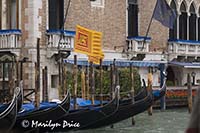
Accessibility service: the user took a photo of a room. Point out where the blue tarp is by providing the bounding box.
[153,90,161,97]
[70,98,108,107]
[64,59,165,68]
[19,102,58,115]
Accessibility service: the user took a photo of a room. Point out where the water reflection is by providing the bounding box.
[70,108,190,133]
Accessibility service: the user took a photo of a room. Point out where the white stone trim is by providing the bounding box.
[90,0,105,8]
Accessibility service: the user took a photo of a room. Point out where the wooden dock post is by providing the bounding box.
[35,38,40,108]
[130,64,135,125]
[113,59,116,98]
[99,59,103,106]
[8,62,15,96]
[73,55,78,109]
[89,62,95,104]
[147,67,153,115]
[16,61,19,86]
[110,64,114,100]
[42,66,48,102]
[63,67,67,96]
[187,73,192,113]
[81,67,86,99]
[85,66,90,100]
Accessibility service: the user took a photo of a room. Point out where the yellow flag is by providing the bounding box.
[74,25,104,65]
[74,25,92,55]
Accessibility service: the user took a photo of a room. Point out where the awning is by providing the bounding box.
[64,59,166,68]
[169,61,200,68]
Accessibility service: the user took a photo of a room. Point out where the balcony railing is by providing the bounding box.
[168,39,200,56]
[46,30,75,50]
[126,36,151,53]
[0,29,21,49]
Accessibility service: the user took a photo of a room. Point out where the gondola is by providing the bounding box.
[75,79,147,109]
[41,86,120,132]
[119,79,147,106]
[153,77,167,101]
[12,89,71,132]
[80,89,153,129]
[0,87,22,132]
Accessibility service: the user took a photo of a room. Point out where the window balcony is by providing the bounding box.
[168,39,200,60]
[46,30,75,58]
[0,29,21,56]
[126,36,151,54]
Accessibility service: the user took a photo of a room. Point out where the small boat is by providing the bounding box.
[12,90,70,132]
[0,86,22,132]
[153,77,167,101]
[41,86,120,132]
[80,89,153,129]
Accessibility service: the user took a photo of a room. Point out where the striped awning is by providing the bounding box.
[64,59,165,68]
[169,61,200,68]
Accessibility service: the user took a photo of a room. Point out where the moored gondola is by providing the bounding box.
[41,86,120,132]
[80,89,153,129]
[0,87,22,132]
[153,77,167,101]
[12,89,70,132]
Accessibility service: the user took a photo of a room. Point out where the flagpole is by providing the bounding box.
[141,0,158,51]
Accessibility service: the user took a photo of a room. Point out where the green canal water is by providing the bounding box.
[70,108,190,133]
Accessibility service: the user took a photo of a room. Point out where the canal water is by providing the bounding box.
[71,108,190,133]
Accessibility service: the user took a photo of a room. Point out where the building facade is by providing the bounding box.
[0,0,200,100]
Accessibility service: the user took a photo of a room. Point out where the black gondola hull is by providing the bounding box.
[12,91,70,132]
[81,92,153,129]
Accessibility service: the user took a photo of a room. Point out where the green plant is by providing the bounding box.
[166,80,174,86]
[64,67,141,98]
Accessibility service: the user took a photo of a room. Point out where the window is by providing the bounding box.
[91,0,104,8]
[7,0,18,29]
[189,3,196,41]
[0,1,1,29]
[179,2,187,40]
[51,75,58,88]
[198,14,200,41]
[49,0,64,30]
[128,0,138,37]
[169,0,177,39]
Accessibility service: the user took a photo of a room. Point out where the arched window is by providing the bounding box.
[198,8,200,41]
[179,1,187,40]
[128,0,138,37]
[189,3,196,40]
[169,0,177,39]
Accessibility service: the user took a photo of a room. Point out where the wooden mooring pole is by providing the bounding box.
[110,64,114,100]
[35,38,40,108]
[89,62,95,105]
[130,64,135,125]
[100,59,103,106]
[42,66,48,102]
[113,59,116,98]
[73,55,78,109]
[147,67,153,115]
[81,67,86,99]
[63,67,67,96]
[85,66,90,100]
[187,73,192,113]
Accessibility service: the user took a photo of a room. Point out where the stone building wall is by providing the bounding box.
[64,0,127,51]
